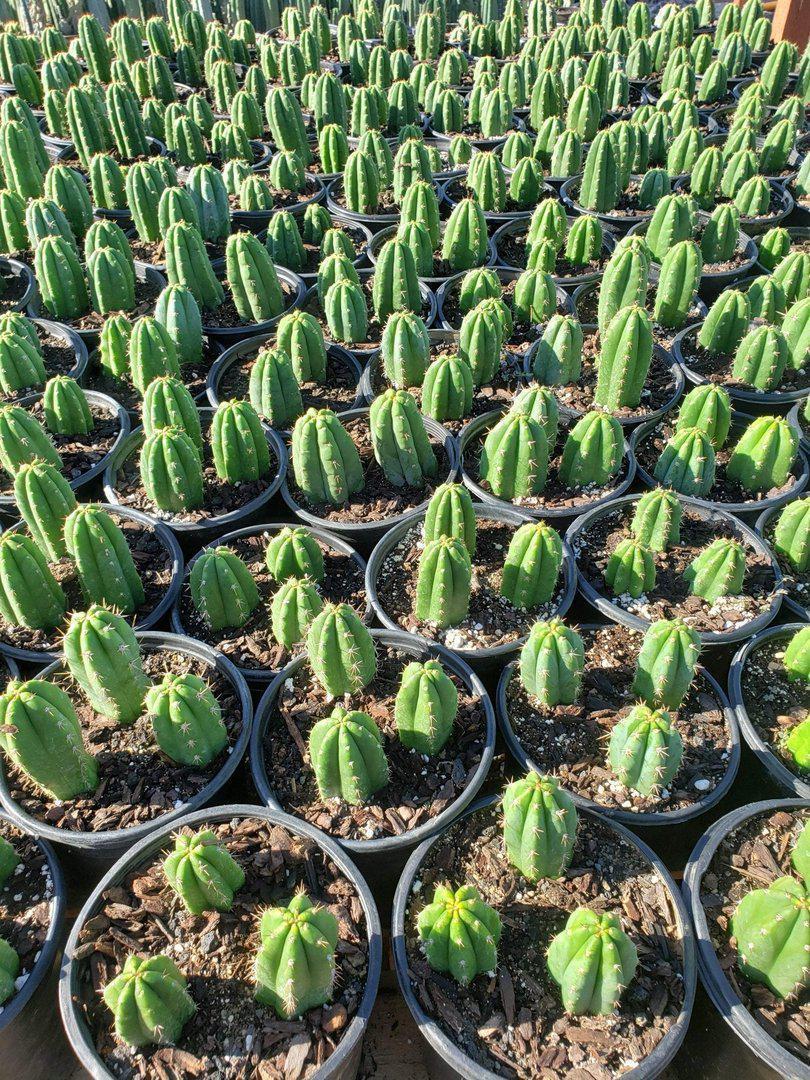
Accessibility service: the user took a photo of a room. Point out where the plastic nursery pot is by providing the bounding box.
[200,265,306,346]
[458,408,636,524]
[755,500,810,621]
[29,317,88,387]
[672,178,795,236]
[565,492,784,647]
[423,138,477,181]
[365,223,498,288]
[672,323,810,410]
[435,267,574,332]
[560,174,659,235]
[492,216,617,288]
[250,629,496,905]
[496,639,741,869]
[427,118,523,152]
[231,172,326,229]
[26,263,168,351]
[0,258,35,315]
[729,624,810,798]
[325,176,402,231]
[0,388,130,519]
[58,803,382,1080]
[0,811,66,1071]
[296,220,373,288]
[357,328,459,405]
[682,798,810,1080]
[365,503,577,672]
[626,218,759,295]
[280,406,458,553]
[630,410,810,523]
[0,632,253,867]
[103,408,287,544]
[37,115,71,155]
[392,792,697,1080]
[571,279,709,330]
[441,175,553,226]
[788,400,810,457]
[171,520,369,687]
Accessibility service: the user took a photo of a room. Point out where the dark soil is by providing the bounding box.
[0,513,174,652]
[217,343,361,416]
[679,325,810,395]
[445,178,540,217]
[0,330,81,403]
[228,176,322,211]
[568,179,657,222]
[128,233,228,268]
[0,271,28,314]
[261,645,488,842]
[330,184,400,217]
[288,415,448,524]
[738,635,810,780]
[575,283,704,354]
[496,229,609,281]
[505,623,732,813]
[73,816,370,1079]
[441,278,569,358]
[178,531,367,673]
[404,804,686,1079]
[699,808,810,1065]
[68,278,162,332]
[573,504,778,634]
[303,280,433,353]
[4,648,242,834]
[374,519,568,650]
[201,281,298,330]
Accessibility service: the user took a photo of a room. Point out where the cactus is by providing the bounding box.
[547,909,638,1016]
[731,324,789,393]
[247,347,303,429]
[684,537,746,604]
[103,955,195,1048]
[594,306,654,411]
[513,268,557,325]
[379,311,431,389]
[153,284,202,369]
[502,772,578,881]
[309,704,388,802]
[772,251,810,309]
[653,240,702,330]
[597,239,651,338]
[63,606,148,725]
[291,408,364,507]
[140,426,204,513]
[519,619,585,707]
[0,532,65,629]
[559,411,624,488]
[785,627,810,683]
[480,412,549,501]
[40,375,92,437]
[372,237,421,321]
[459,299,508,387]
[369,389,437,489]
[773,498,810,574]
[266,527,325,585]
[0,403,60,478]
[735,174,772,218]
[653,426,717,498]
[225,232,285,325]
[424,482,476,557]
[128,317,181,397]
[211,400,270,484]
[0,679,96,799]
[758,227,792,272]
[415,536,472,628]
[143,377,202,452]
[164,222,225,312]
[579,131,620,214]
[190,545,260,632]
[146,671,227,766]
[63,505,145,614]
[306,602,376,697]
[605,538,656,598]
[33,235,88,321]
[417,885,501,987]
[421,353,473,423]
[343,150,380,215]
[0,330,46,395]
[697,289,750,356]
[511,386,559,449]
[531,315,583,387]
[13,460,76,562]
[501,522,563,610]
[0,938,17,1004]
[163,829,245,915]
[675,384,732,452]
[394,657,458,756]
[609,704,684,795]
[645,194,696,262]
[727,415,798,494]
[701,204,741,266]
[271,577,323,649]
[441,198,488,273]
[255,892,338,1019]
[632,618,702,709]
[277,310,328,385]
[0,835,18,887]
[324,280,368,346]
[630,488,683,552]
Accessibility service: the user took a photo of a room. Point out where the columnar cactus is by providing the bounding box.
[632,618,702,709]
[146,672,228,766]
[291,408,364,507]
[727,415,798,494]
[604,538,656,599]
[512,268,557,325]
[324,280,368,345]
[64,505,145,614]
[579,130,620,213]
[41,375,93,436]
[646,194,696,262]
[547,909,638,1016]
[501,522,563,609]
[255,893,338,1019]
[519,619,585,707]
[415,535,472,628]
[608,705,684,795]
[143,376,202,451]
[502,772,578,881]
[732,324,790,392]
[594,306,654,412]
[0,403,61,477]
[369,389,437,488]
[773,498,810,574]
[33,234,89,321]
[0,836,18,887]
[211,399,271,484]
[309,704,388,803]
[190,546,260,632]
[226,232,285,324]
[164,222,225,311]
[653,426,717,498]
[785,627,810,682]
[372,236,421,321]
[343,149,380,215]
[697,288,750,357]
[479,412,549,501]
[395,658,458,756]
[0,938,18,1004]
[13,460,76,562]
[63,606,148,725]
[103,955,196,1048]
[653,240,702,330]
[597,239,651,337]
[417,885,501,986]
[424,482,476,556]
[306,602,376,697]
[531,315,583,386]
[248,347,303,429]
[685,537,746,604]
[441,198,488,272]
[163,829,245,915]
[559,410,624,488]
[0,532,65,629]
[675,384,732,451]
[421,353,473,423]
[0,330,46,396]
[630,489,683,552]
[277,310,328,385]
[271,577,323,649]
[458,298,508,386]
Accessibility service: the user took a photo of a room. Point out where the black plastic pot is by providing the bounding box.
[672,177,795,235]
[365,223,498,288]
[393,792,697,1080]
[30,316,88,388]
[171,520,369,686]
[788,400,810,457]
[231,172,326,229]
[103,408,287,543]
[496,631,741,868]
[492,215,616,287]
[729,624,810,798]
[365,503,576,671]
[626,216,759,294]
[755,499,809,621]
[435,267,574,336]
[566,492,784,646]
[630,409,810,523]
[297,219,372,287]
[571,278,709,331]
[459,407,636,523]
[682,798,810,1080]
[357,328,460,405]
[441,174,551,225]
[756,224,810,274]
[26,263,168,351]
[0,258,35,314]
[325,176,404,230]
[250,628,495,906]
[200,264,306,345]
[58,803,382,1080]
[672,322,810,409]
[0,632,253,866]
[54,136,166,171]
[281,406,458,553]
[561,174,660,235]
[427,116,523,152]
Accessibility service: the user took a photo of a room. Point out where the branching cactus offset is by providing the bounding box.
[531,315,583,387]
[685,537,746,604]
[675,384,732,451]
[480,412,549,501]
[547,909,638,1016]
[248,347,303,430]
[309,704,388,803]
[417,885,501,986]
[146,672,228,766]
[211,400,271,484]
[653,240,702,330]
[519,619,585,708]
[727,415,798,494]
[63,606,148,725]
[632,618,702,709]
[380,311,431,388]
[774,498,810,574]
[190,546,260,632]
[255,893,338,1019]
[608,705,684,795]
[604,538,656,599]
[395,658,458,756]
[653,426,717,498]
[501,522,563,610]
[370,389,437,488]
[0,678,97,799]
[785,627,810,682]
[594,306,654,411]
[164,829,245,915]
[103,955,196,1048]
[559,410,624,488]
[271,577,323,650]
[291,408,364,507]
[731,324,790,392]
[424,482,477,556]
[502,772,578,881]
[0,532,66,629]
[64,504,145,614]
[415,535,472,628]
[13,460,76,562]
[306,602,376,697]
[630,489,683,552]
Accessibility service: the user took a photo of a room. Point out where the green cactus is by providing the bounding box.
[605,538,656,598]
[423,482,476,556]
[324,280,368,346]
[103,955,195,1048]
[531,315,583,387]
[731,324,789,393]
[266,527,325,585]
[163,829,245,915]
[190,546,260,632]
[277,310,328,386]
[33,234,88,321]
[511,386,559,450]
[0,835,18,887]
[129,317,181,398]
[421,353,473,423]
[211,399,270,484]
[0,532,65,629]
[394,658,458,756]
[501,522,563,610]
[0,403,60,478]
[773,498,810,574]
[578,131,620,213]
[142,376,202,452]
[63,606,148,725]
[0,679,97,799]
[458,299,508,387]
[519,619,585,708]
[512,268,557,325]
[559,410,624,488]
[675,384,732,452]
[343,149,380,215]
[140,426,204,513]
[255,892,338,1019]
[0,330,46,396]
[146,671,227,767]
[369,389,437,489]
[480,412,549,501]
[702,204,742,266]
[502,772,578,881]
[441,198,488,273]
[653,426,717,498]
[630,489,683,552]
[727,415,798,494]
[608,704,684,795]
[225,232,285,325]
[13,460,76,562]
[415,535,472,628]
[372,237,421,321]
[785,627,810,682]
[758,227,792,272]
[0,938,17,1004]
[547,908,638,1016]
[291,408,364,507]
[594,306,654,411]
[247,347,303,430]
[597,239,651,338]
[697,289,750,356]
[306,602,376,697]
[164,222,225,312]
[270,577,323,650]
[417,884,501,987]
[63,505,145,614]
[40,375,92,437]
[684,537,746,604]
[309,704,388,803]
[653,240,702,330]
[632,617,702,709]
[645,194,696,263]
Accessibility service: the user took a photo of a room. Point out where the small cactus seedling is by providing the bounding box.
[423,483,477,556]
[415,535,472,628]
[726,415,798,494]
[417,884,502,986]
[653,426,717,498]
[271,578,323,650]
[395,658,458,756]
[255,892,338,1019]
[501,522,563,609]
[632,618,702,710]
[266,526,325,584]
[630,489,682,552]
[674,384,732,452]
[0,939,18,1004]
[0,835,18,887]
[103,955,196,1047]
[604,538,656,599]
[502,772,578,881]
[773,498,810,575]
[163,829,245,915]
[190,546,260,631]
[785,626,810,683]
[684,537,746,604]
[306,602,377,697]
[547,909,638,1016]
[62,606,149,725]
[146,672,228,767]
[608,705,684,795]
[519,620,585,708]
[309,705,388,803]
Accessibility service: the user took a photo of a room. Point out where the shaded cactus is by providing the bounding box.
[190,546,260,631]
[785,627,810,682]
[519,619,585,707]
[154,284,203,368]
[226,232,285,324]
[653,426,717,498]
[0,330,46,395]
[0,532,65,629]
[633,618,702,709]
[33,234,88,321]
[395,658,458,756]
[609,705,684,795]
[255,893,338,1019]
[511,386,559,450]
[103,955,195,1048]
[531,315,583,387]
[143,376,203,451]
[547,909,638,1016]
[211,400,270,484]
[146,672,227,766]
[13,460,76,562]
[727,415,798,494]
[369,389,437,488]
[0,403,60,477]
[0,836,18,887]
[417,885,501,987]
[502,772,578,881]
[140,426,204,513]
[630,489,683,552]
[164,222,225,312]
[605,538,656,598]
[675,384,732,451]
[458,299,508,387]
[163,829,245,915]
[501,522,563,610]
[372,236,421,321]
[291,408,364,507]
[773,498,810,574]
[248,347,303,429]
[415,535,472,628]
[309,704,388,803]
[306,602,377,696]
[559,411,624,488]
